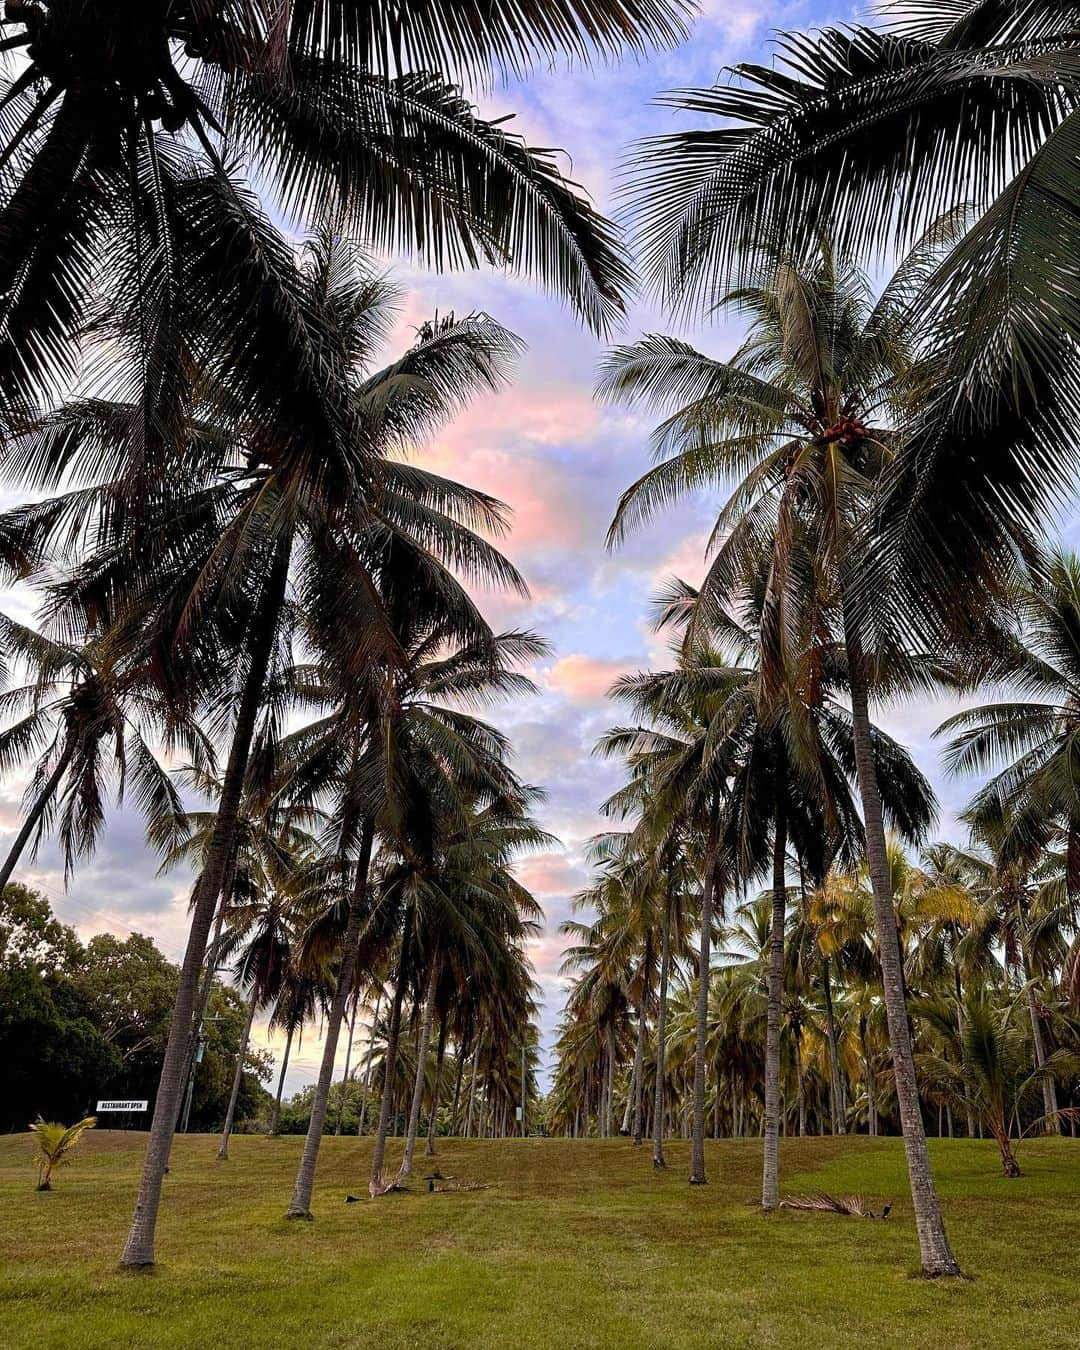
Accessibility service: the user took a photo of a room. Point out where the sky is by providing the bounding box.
[2,0,1040,1096]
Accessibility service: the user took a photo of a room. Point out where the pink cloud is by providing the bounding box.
[546,653,635,702]
[514,850,584,898]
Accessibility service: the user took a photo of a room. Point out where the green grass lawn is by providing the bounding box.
[1,1131,1077,1348]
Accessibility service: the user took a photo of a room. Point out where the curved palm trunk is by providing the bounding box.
[285,820,374,1219]
[269,1023,294,1136]
[0,739,74,893]
[121,538,290,1269]
[370,906,413,1192]
[357,987,383,1136]
[652,885,673,1169]
[335,1002,358,1136]
[218,991,258,1160]
[399,959,439,1178]
[690,834,720,1185]
[844,602,960,1277]
[762,803,787,1209]
[426,1014,448,1156]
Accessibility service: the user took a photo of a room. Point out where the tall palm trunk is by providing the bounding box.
[121,537,290,1269]
[450,1028,468,1133]
[218,991,258,1160]
[285,820,375,1218]
[690,827,720,1185]
[0,739,74,892]
[464,1037,481,1138]
[335,1002,358,1136]
[357,987,382,1135]
[400,959,439,1178]
[652,884,673,1169]
[795,1032,806,1137]
[843,601,960,1277]
[370,905,414,1192]
[762,801,787,1209]
[952,959,976,1138]
[631,933,652,1145]
[1021,949,1058,1127]
[620,1047,636,1137]
[821,958,846,1135]
[860,1016,878,1137]
[426,1014,448,1156]
[269,1023,294,1136]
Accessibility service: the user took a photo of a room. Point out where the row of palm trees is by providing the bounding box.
[1,0,1078,1289]
[548,2,1080,1281]
[553,807,1080,1178]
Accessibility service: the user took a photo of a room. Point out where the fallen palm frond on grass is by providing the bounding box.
[778,1191,890,1219]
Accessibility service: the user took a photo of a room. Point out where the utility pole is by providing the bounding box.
[180,1015,224,1133]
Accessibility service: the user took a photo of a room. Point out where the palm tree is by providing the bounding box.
[29,1115,96,1191]
[32,233,533,1265]
[0,618,207,889]
[624,8,1080,657]
[280,573,546,1213]
[919,992,1080,1177]
[217,885,296,1160]
[0,0,691,427]
[599,242,960,1272]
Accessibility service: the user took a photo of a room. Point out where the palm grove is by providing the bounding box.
[0,0,1077,1287]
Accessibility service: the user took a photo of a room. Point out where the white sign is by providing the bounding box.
[96,1100,148,1112]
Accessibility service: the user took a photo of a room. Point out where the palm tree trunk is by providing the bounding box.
[121,536,290,1269]
[285,820,375,1218]
[952,948,976,1138]
[631,934,652,1146]
[370,906,414,1192]
[218,991,258,1160]
[357,987,382,1135]
[0,738,74,892]
[652,884,673,1169]
[628,1009,645,1142]
[762,801,787,1210]
[269,1023,294,1136]
[795,1032,806,1137]
[426,1014,448,1156]
[860,1017,878,1137]
[605,1025,616,1137]
[843,600,960,1277]
[334,1001,358,1136]
[822,959,846,1135]
[450,1029,468,1134]
[1022,952,1058,1127]
[400,959,439,1178]
[690,832,720,1185]
[464,1038,481,1138]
